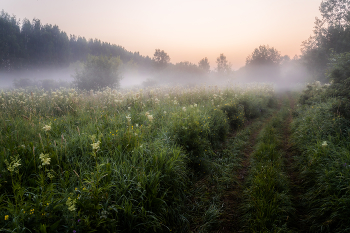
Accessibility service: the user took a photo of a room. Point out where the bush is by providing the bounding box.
[326,52,350,119]
[220,103,245,129]
[74,55,122,91]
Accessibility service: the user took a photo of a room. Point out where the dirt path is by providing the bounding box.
[218,103,282,233]
[282,93,307,232]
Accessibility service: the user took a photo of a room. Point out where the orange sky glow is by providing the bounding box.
[3,0,322,69]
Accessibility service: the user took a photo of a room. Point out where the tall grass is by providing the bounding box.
[0,84,275,232]
[241,98,294,232]
[291,82,350,232]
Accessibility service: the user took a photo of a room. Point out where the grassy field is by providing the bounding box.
[0,84,275,232]
[1,82,349,232]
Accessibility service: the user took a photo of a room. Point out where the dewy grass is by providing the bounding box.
[0,84,276,232]
[241,98,294,232]
[186,104,277,232]
[291,82,350,232]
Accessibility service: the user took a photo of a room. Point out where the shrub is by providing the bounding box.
[74,55,122,91]
[326,52,350,119]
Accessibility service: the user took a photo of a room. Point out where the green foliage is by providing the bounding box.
[73,55,122,91]
[0,84,276,232]
[220,102,245,129]
[292,84,350,232]
[326,52,350,119]
[242,106,294,232]
[301,1,350,82]
[298,81,328,105]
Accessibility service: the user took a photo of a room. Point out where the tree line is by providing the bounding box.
[3,0,350,89]
[0,10,153,72]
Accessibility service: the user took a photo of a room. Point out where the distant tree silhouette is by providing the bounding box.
[216,54,231,75]
[0,10,153,73]
[153,49,170,69]
[198,57,210,73]
[245,45,281,81]
[246,45,281,66]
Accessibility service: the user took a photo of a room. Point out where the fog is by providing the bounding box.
[0,62,311,92]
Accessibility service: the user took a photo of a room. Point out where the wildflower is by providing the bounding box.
[30,209,34,214]
[163,111,167,114]
[147,115,153,122]
[90,134,96,141]
[66,197,77,212]
[126,115,131,122]
[5,215,9,220]
[42,124,51,132]
[39,153,51,166]
[194,104,197,107]
[4,155,21,173]
[182,107,186,112]
[91,141,101,150]
[47,171,54,179]
[322,141,328,147]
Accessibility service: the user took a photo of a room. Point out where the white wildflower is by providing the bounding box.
[322,141,328,147]
[42,124,51,132]
[91,141,101,150]
[39,153,51,166]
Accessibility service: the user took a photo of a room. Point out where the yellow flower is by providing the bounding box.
[5,215,9,220]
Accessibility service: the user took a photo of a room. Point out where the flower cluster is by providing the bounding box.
[322,141,328,147]
[91,141,101,150]
[66,197,77,211]
[4,155,21,173]
[42,124,51,132]
[39,153,51,166]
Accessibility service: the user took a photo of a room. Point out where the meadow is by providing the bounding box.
[1,81,350,233]
[0,84,275,232]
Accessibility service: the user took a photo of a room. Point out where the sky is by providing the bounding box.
[2,0,322,70]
